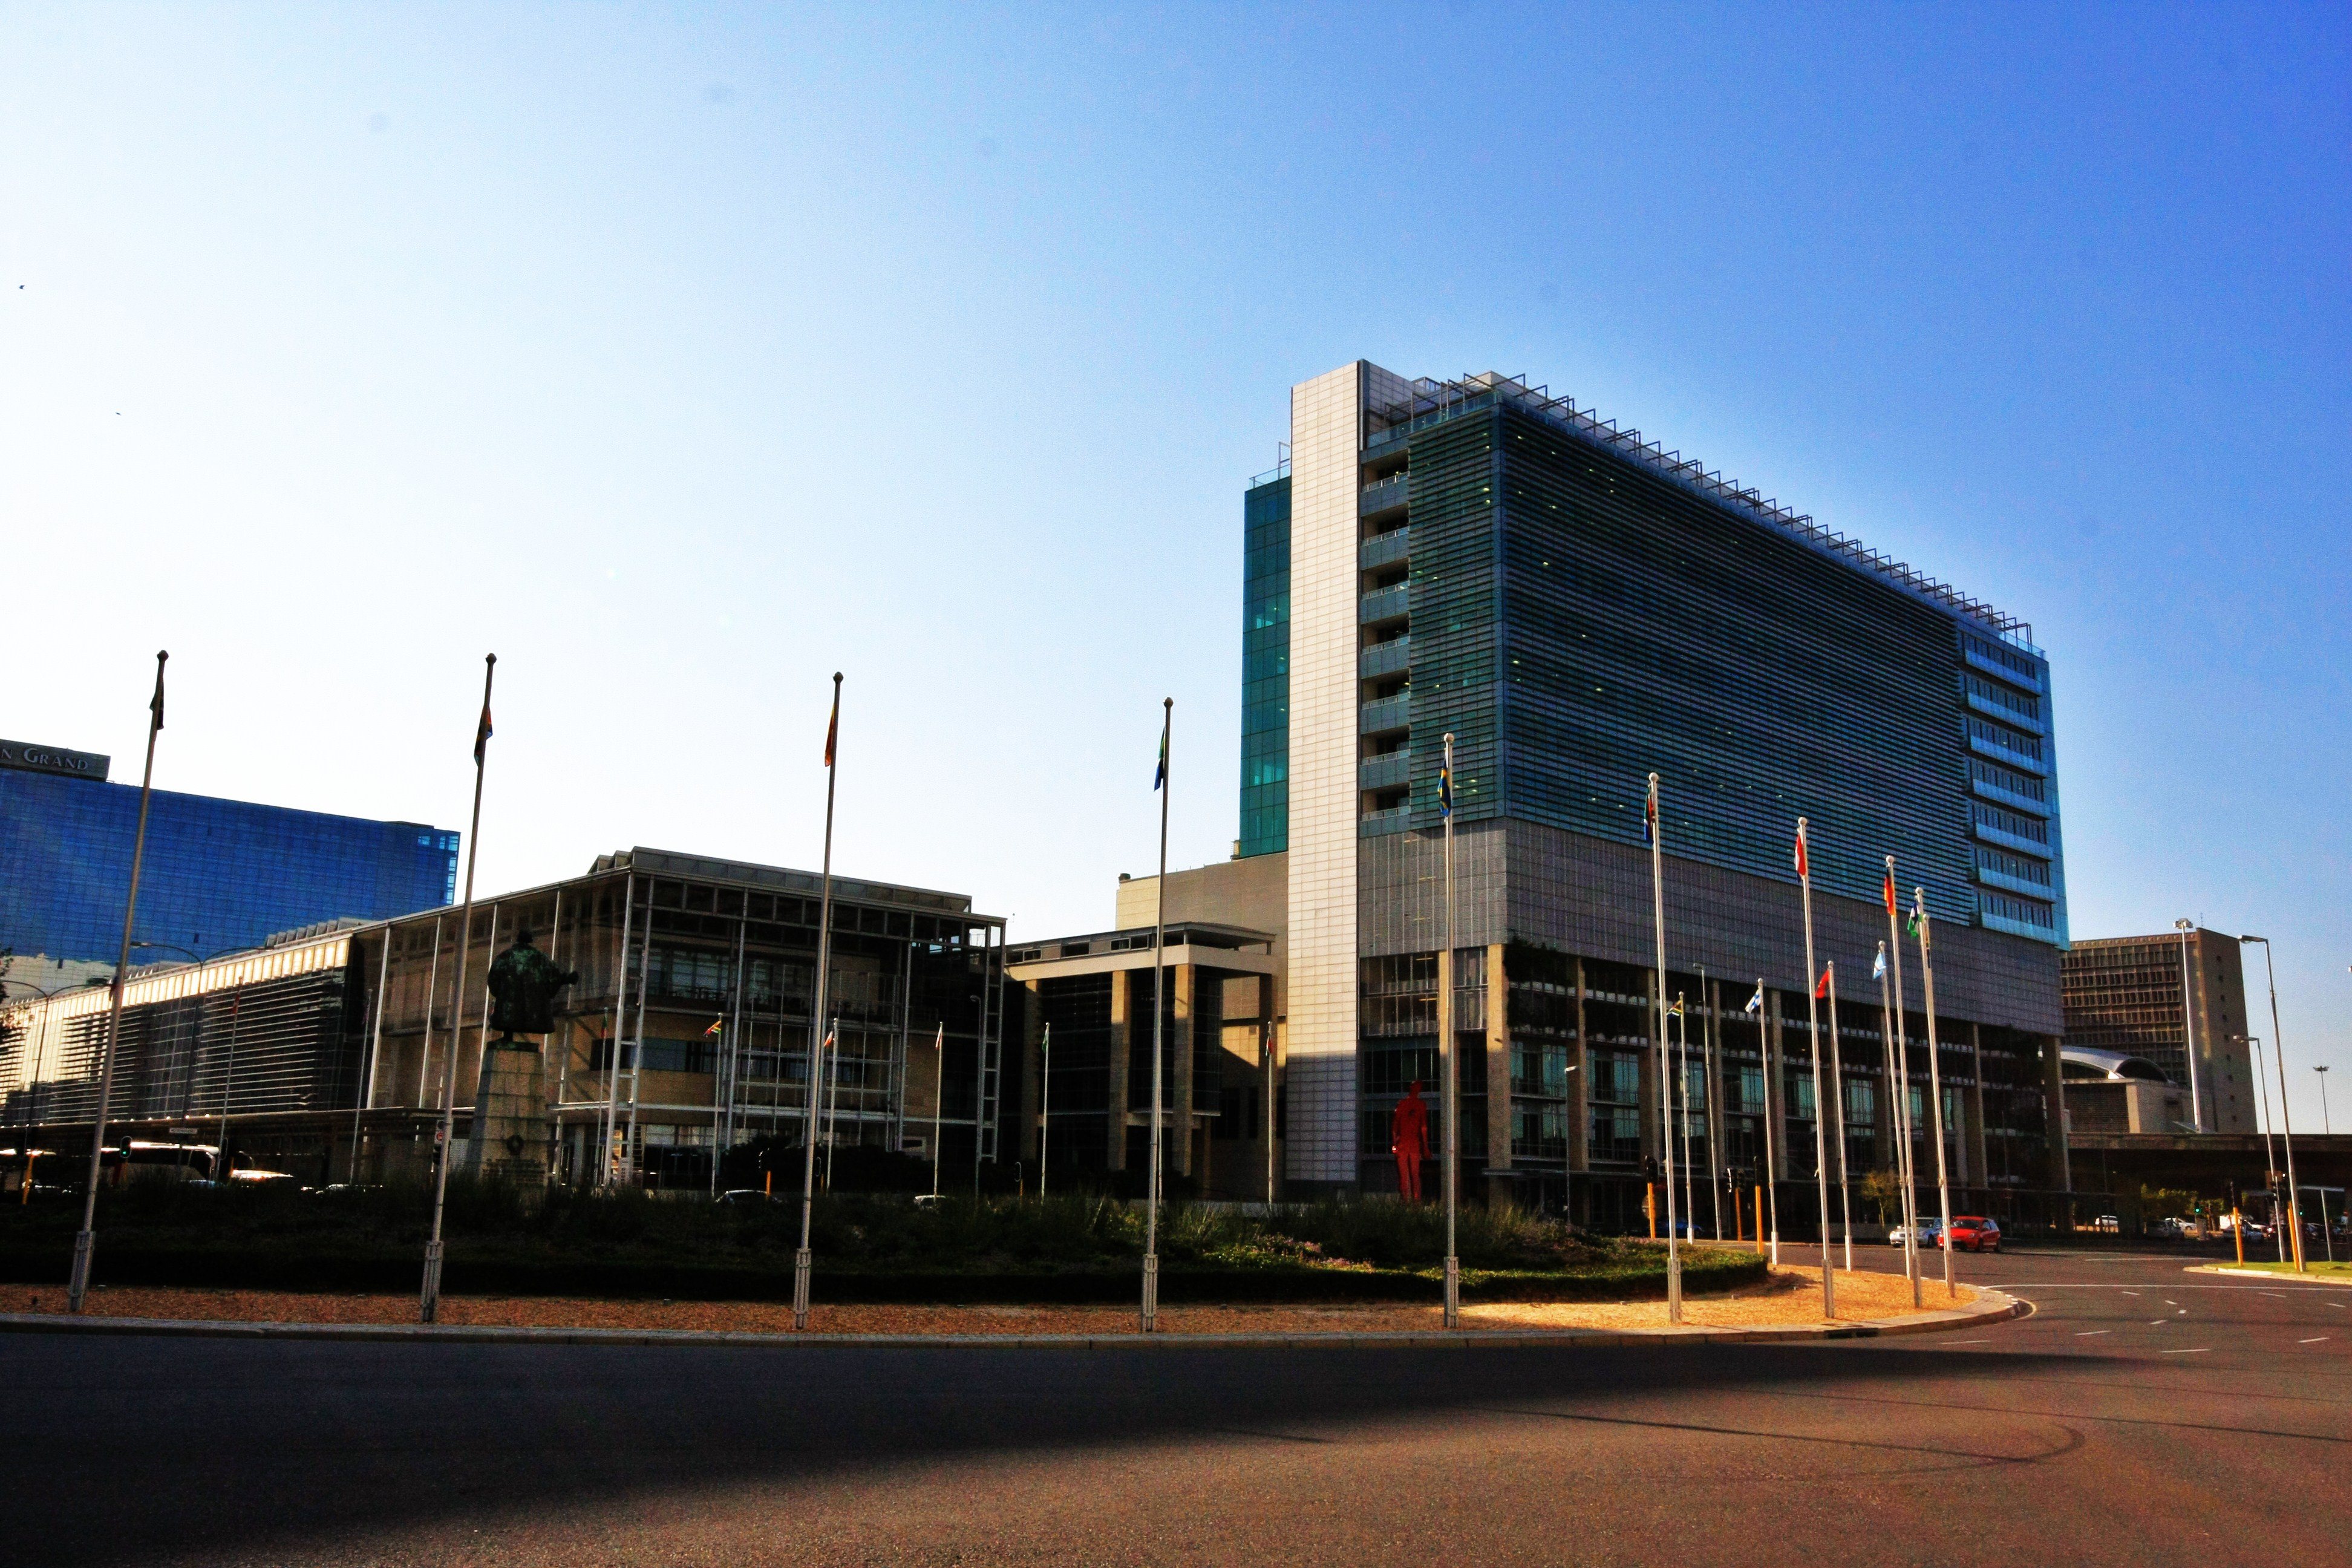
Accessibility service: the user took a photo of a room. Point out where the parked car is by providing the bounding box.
[1887,1221,1942,1247]
[1945,1215,2001,1252]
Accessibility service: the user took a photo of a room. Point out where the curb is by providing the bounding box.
[0,1290,2026,1351]
[2187,1265,2352,1287]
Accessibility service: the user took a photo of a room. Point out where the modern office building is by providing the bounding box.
[0,737,459,976]
[2062,927,2255,1134]
[0,847,1008,1189]
[1182,364,2077,1224]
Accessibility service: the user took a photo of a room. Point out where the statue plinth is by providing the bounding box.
[463,1036,552,1186]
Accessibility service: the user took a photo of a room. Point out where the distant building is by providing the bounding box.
[0,847,1007,1189]
[2062,927,2256,1134]
[0,737,458,974]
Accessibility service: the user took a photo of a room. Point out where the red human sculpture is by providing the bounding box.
[1392,1080,1432,1202]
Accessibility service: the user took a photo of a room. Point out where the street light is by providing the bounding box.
[2318,1065,2333,1137]
[2241,935,2305,1273]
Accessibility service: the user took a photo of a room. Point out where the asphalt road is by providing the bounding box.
[2,1246,2346,1567]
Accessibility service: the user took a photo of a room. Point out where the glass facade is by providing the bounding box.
[1238,474,1291,857]
[1359,391,2065,942]
[0,769,457,965]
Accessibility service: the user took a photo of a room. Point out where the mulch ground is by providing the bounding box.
[0,1265,1976,1335]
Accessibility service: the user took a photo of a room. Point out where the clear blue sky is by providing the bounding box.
[5,6,2347,1129]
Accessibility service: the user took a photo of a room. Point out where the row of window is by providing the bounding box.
[1970,757,2047,805]
[1973,801,2051,849]
[1975,844,2053,888]
[1966,714,2044,766]
[1961,630,2043,689]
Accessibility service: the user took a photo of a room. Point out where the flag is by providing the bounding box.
[148,653,166,733]
[473,697,492,765]
[1439,758,1454,818]
[823,691,838,768]
[1743,982,1765,1015]
[1883,864,1898,916]
[1793,821,1808,878]
[1642,775,1659,844]
[705,1018,724,1037]
[1665,997,1684,1018]
[1872,946,1887,982]
[1909,889,1927,940]
[1154,724,1166,790]
[1814,965,1831,1000]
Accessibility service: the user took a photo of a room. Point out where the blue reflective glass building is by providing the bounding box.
[0,749,456,969]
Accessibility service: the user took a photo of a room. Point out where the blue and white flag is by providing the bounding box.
[1872,946,1887,982]
[1743,982,1764,1015]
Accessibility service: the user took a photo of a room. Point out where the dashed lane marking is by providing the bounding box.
[2074,1330,2111,1336]
[2160,1348,2211,1354]
[2300,1337,2330,1344]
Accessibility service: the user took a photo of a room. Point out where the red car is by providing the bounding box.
[1945,1215,2001,1252]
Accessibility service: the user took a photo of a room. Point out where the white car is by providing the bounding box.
[1886,1221,1942,1247]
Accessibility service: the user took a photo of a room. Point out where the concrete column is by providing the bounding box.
[1766,987,1789,1181]
[1017,980,1043,1165]
[1485,944,1511,1207]
[2042,1033,2072,1219]
[1106,970,1132,1172]
[1969,1021,1990,1197]
[1638,968,1660,1169]
[1172,962,1195,1179]
[1567,956,1590,1177]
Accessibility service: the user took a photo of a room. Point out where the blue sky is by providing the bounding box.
[4,5,2347,1129]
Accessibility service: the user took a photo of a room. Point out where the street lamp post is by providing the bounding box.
[2233,1034,2285,1262]
[2241,936,2304,1273]
[2318,1065,2333,1137]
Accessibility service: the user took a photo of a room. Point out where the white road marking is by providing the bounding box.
[2260,1292,2290,1299]
[2120,1290,2140,1296]
[2148,1320,2169,1326]
[2163,1300,2178,1305]
[1947,1338,1991,1345]
[2160,1348,2210,1354]
[2299,1336,2330,1344]
[2074,1330,2111,1336]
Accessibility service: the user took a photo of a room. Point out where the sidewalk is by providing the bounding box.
[0,1279,2026,1351]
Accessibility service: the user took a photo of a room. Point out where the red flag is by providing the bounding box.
[823,691,838,768]
[1815,966,1831,1000]
[1883,866,1898,916]
[1793,822,1808,878]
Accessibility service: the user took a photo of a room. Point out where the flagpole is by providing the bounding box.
[794,673,842,1332]
[1442,733,1459,1329]
[1827,964,1852,1273]
[823,1014,842,1191]
[1915,889,1956,1299]
[930,1022,944,1198]
[1038,1023,1052,1200]
[1142,699,1171,1333]
[420,654,494,1325]
[1263,1019,1276,1210]
[1877,941,1899,1253]
[1647,773,1681,1322]
[67,650,168,1315]
[1757,977,1778,1267]
[1883,857,1921,1307]
[1796,817,1832,1321]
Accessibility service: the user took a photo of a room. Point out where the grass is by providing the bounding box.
[2210,1257,2352,1280]
[0,1177,1769,1302]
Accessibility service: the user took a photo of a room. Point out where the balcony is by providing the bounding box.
[1359,474,1409,518]
[1359,526,1411,572]
[1360,693,1411,736]
[1968,732,2047,777]
[1964,642,2043,693]
[1970,775,2051,818]
[1359,582,1410,627]
[1359,635,1411,681]
[1976,864,2056,901]
[1360,803,1412,836]
[1359,750,1411,792]
[1965,689,2044,734]
[1973,818,2053,859]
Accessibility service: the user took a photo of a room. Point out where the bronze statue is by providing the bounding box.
[485,929,577,1042]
